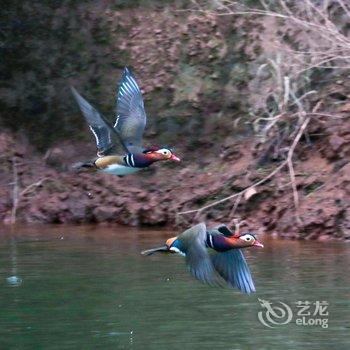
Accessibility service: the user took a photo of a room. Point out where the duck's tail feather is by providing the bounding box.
[71,161,96,171]
[141,245,168,256]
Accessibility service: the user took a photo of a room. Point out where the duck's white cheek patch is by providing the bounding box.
[156,148,170,155]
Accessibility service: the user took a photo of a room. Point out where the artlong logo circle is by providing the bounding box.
[258,298,293,328]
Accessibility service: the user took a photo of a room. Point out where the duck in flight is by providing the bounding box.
[141,223,263,294]
[71,67,180,176]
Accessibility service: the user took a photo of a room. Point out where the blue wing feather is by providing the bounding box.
[71,87,113,155]
[211,249,256,294]
[178,223,222,287]
[115,67,147,154]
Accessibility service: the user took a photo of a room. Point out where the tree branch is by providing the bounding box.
[178,115,311,217]
[10,158,19,225]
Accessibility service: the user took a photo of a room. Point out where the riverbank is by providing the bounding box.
[0,122,349,241]
[1,1,350,240]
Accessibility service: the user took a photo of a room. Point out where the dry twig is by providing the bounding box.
[9,160,50,224]
[179,0,348,225]
[178,115,311,217]
[10,158,19,225]
[286,116,311,224]
[197,0,350,70]
[20,177,50,197]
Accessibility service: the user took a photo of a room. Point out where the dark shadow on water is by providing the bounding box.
[0,225,349,350]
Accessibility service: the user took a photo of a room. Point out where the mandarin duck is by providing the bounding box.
[141,223,263,294]
[71,67,180,176]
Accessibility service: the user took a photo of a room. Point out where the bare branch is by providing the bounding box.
[178,114,312,217]
[286,116,311,224]
[20,177,50,197]
[10,158,19,225]
[178,0,349,224]
[9,161,50,224]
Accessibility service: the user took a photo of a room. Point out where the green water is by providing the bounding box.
[0,225,349,350]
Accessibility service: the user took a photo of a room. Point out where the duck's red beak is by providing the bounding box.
[170,154,181,162]
[253,240,264,248]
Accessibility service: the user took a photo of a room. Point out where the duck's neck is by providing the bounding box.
[206,234,241,252]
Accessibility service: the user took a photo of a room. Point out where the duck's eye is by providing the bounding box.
[241,235,253,242]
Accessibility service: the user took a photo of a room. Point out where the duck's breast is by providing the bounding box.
[209,234,233,252]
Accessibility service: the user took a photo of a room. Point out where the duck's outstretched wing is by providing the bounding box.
[211,249,256,294]
[178,223,221,287]
[114,67,147,154]
[71,87,128,156]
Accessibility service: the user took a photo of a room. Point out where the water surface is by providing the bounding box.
[0,225,349,349]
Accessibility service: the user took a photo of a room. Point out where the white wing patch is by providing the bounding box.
[89,126,100,145]
[169,247,186,256]
[127,75,139,91]
[114,115,120,128]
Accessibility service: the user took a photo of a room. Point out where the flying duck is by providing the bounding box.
[71,67,180,176]
[141,223,263,294]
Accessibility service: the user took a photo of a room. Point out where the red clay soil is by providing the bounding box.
[0,115,349,241]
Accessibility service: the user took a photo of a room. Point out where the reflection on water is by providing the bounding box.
[0,225,349,350]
